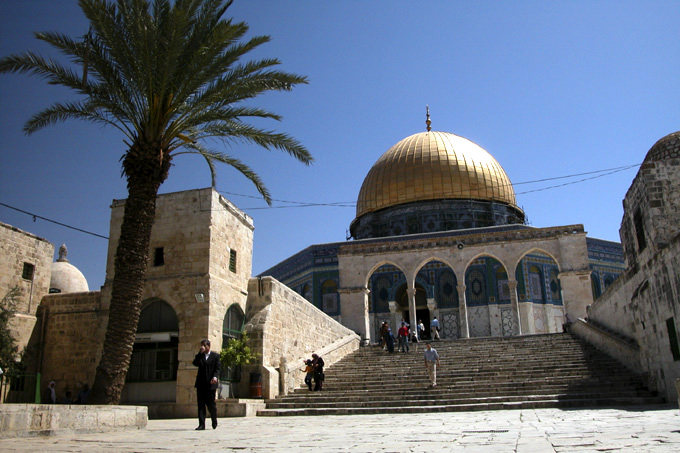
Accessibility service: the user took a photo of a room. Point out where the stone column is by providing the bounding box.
[338,286,371,343]
[456,284,470,338]
[407,288,417,331]
[559,270,594,320]
[507,279,522,335]
[388,301,399,332]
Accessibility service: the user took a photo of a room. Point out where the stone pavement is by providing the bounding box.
[0,405,678,452]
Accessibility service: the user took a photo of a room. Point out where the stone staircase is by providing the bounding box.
[257,333,664,416]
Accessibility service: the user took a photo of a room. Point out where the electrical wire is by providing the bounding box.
[229,163,641,209]
[0,202,109,239]
[0,163,640,238]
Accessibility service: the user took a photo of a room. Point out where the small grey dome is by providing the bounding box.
[644,131,680,164]
[49,243,89,293]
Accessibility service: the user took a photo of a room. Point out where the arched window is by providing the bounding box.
[221,304,245,382]
[372,276,391,313]
[300,283,312,302]
[223,304,245,343]
[321,279,339,314]
[496,267,510,301]
[591,271,602,299]
[604,275,615,290]
[127,300,178,382]
[528,265,544,302]
[549,269,561,302]
[467,269,487,305]
[437,270,458,308]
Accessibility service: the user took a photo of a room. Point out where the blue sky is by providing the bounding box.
[1,1,679,289]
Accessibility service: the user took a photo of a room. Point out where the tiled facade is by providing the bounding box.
[262,225,623,343]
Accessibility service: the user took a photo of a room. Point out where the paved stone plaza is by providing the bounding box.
[0,406,678,452]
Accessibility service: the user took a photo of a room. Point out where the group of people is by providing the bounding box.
[190,328,441,432]
[379,317,442,353]
[377,318,442,388]
[41,380,90,405]
[301,353,325,391]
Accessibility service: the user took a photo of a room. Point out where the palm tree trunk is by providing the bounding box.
[89,172,163,404]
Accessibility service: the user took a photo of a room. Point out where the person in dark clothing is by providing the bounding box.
[384,327,395,353]
[311,353,325,391]
[193,339,221,430]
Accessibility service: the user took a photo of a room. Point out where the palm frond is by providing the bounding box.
[3,0,310,203]
[176,143,272,204]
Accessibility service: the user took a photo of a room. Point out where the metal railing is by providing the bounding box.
[0,373,38,404]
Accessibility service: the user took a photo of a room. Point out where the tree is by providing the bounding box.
[0,0,311,404]
[219,330,259,373]
[0,287,21,377]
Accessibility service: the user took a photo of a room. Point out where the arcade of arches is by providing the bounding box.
[336,225,593,343]
[368,251,562,341]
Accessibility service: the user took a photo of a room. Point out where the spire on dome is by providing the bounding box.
[58,243,68,262]
[426,105,431,132]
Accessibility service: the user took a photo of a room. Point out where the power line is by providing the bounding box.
[515,165,638,195]
[227,163,641,209]
[0,202,109,239]
[0,163,640,239]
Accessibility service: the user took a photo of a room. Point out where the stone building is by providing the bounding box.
[0,222,53,354]
[3,125,677,411]
[2,188,358,415]
[263,124,626,342]
[573,131,680,402]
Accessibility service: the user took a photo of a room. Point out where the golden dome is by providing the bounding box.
[355,131,519,218]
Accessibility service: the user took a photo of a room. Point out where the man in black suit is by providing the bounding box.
[193,339,221,430]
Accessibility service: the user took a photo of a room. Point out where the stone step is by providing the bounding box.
[275,387,657,404]
[258,396,665,416]
[260,333,662,416]
[264,392,663,409]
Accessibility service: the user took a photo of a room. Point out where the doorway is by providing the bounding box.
[404,308,431,340]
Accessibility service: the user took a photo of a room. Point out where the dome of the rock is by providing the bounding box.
[350,130,525,239]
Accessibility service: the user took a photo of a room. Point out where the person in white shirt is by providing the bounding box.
[430,317,441,340]
[423,342,441,387]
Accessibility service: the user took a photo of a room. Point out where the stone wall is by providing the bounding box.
[620,158,680,269]
[579,147,680,403]
[244,276,361,399]
[0,222,53,353]
[37,291,105,402]
[0,404,146,438]
[586,238,680,402]
[104,188,254,408]
[570,319,642,375]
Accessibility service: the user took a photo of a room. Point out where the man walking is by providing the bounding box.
[423,342,440,388]
[397,322,410,353]
[193,339,221,430]
[431,316,441,340]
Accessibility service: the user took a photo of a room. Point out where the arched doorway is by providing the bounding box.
[368,263,406,342]
[395,281,428,338]
[465,255,512,337]
[122,299,179,403]
[516,251,562,333]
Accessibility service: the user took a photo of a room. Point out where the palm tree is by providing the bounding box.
[0,0,311,404]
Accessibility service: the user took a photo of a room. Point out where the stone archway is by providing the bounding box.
[516,250,563,334]
[122,298,179,404]
[367,263,407,342]
[465,255,514,337]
